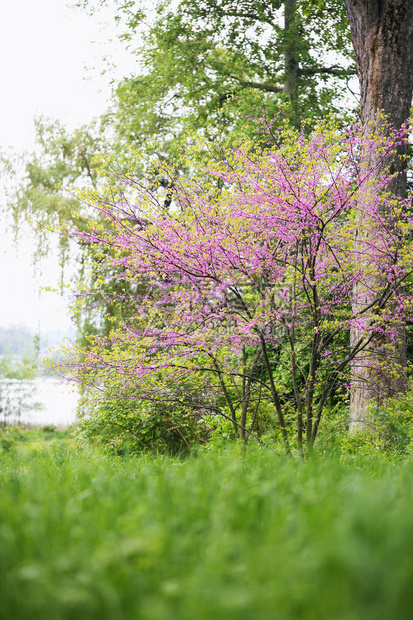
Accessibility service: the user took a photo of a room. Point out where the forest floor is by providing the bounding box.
[1,428,413,619]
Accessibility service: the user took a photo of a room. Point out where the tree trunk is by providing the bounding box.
[284,0,298,106]
[344,0,413,429]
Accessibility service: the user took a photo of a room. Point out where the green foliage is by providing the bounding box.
[5,117,105,263]
[339,393,413,461]
[197,413,237,447]
[110,0,355,150]
[312,384,413,461]
[2,445,413,618]
[0,426,73,456]
[76,396,207,455]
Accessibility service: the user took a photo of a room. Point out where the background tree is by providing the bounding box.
[101,0,355,147]
[344,0,413,429]
[7,117,104,261]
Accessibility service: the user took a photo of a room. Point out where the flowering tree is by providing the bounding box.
[65,120,413,456]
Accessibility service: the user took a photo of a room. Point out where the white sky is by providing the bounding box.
[0,0,136,332]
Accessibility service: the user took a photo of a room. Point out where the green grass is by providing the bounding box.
[1,440,413,619]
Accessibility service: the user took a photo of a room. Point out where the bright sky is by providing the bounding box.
[0,0,135,332]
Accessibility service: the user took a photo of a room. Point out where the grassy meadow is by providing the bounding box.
[1,429,413,619]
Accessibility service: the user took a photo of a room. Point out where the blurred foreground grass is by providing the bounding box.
[1,432,413,619]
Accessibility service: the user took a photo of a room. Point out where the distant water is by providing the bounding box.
[1,377,79,427]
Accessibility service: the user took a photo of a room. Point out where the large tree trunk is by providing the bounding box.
[344,0,413,430]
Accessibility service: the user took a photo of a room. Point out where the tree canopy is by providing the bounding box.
[96,0,356,148]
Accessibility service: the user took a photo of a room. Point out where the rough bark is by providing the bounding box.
[344,0,413,429]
